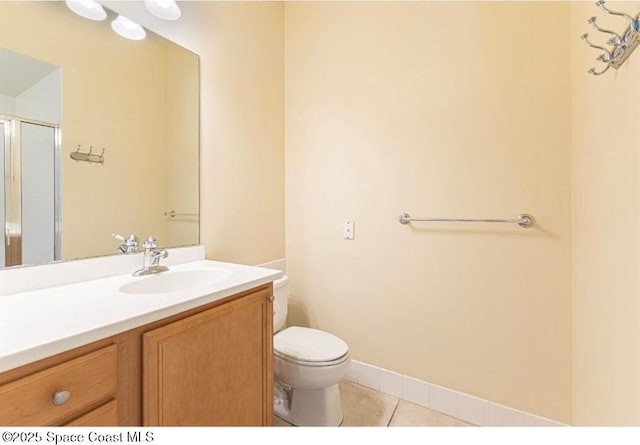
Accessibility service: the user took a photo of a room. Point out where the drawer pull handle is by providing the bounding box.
[52,390,71,406]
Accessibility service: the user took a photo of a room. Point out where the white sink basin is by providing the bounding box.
[119,268,231,295]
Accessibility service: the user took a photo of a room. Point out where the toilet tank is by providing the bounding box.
[273,275,289,332]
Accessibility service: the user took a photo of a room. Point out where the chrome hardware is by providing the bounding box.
[273,381,292,416]
[132,236,169,276]
[596,0,636,26]
[588,65,611,76]
[398,212,535,228]
[588,16,622,45]
[583,1,640,75]
[112,233,139,254]
[269,295,275,302]
[52,390,71,406]
[517,214,535,228]
[164,210,199,219]
[581,33,613,60]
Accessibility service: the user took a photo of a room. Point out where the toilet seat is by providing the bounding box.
[274,326,349,367]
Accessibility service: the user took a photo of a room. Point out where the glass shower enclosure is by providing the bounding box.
[0,116,61,268]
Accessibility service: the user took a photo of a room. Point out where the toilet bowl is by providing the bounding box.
[272,275,350,426]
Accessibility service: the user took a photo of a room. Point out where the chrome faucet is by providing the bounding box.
[112,233,139,254]
[133,236,169,276]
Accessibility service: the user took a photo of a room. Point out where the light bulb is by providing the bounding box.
[144,0,181,21]
[65,0,107,21]
[111,15,146,41]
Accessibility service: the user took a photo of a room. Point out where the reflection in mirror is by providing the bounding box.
[0,1,199,269]
[0,49,62,268]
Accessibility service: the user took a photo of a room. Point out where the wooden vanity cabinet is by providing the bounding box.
[0,284,273,426]
[143,287,273,426]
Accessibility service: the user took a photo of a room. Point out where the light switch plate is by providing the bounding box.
[344,220,355,240]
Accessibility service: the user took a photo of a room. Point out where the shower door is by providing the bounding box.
[1,116,61,268]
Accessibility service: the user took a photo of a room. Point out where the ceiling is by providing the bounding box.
[0,48,60,97]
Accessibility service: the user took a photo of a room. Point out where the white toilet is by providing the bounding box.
[272,275,350,426]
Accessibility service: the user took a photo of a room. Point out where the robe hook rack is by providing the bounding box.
[70,145,105,164]
[581,0,640,75]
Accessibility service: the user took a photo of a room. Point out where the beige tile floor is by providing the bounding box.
[274,380,472,427]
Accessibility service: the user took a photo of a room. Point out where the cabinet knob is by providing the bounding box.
[52,390,71,406]
[268,295,274,302]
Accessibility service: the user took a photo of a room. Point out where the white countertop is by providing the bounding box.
[0,259,282,373]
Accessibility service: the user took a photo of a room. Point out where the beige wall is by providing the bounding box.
[285,2,572,422]
[571,1,640,425]
[107,1,286,266]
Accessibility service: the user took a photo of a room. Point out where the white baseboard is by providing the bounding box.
[345,360,567,427]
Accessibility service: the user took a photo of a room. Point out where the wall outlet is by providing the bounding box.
[344,220,355,240]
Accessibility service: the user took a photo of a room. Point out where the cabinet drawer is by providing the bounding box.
[0,345,117,425]
[66,400,118,426]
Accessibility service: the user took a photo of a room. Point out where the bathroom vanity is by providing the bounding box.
[0,250,280,426]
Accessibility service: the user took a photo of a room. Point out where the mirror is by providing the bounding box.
[0,1,200,269]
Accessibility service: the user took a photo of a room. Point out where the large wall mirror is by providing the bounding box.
[0,1,199,269]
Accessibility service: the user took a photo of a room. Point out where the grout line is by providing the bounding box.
[386,398,401,427]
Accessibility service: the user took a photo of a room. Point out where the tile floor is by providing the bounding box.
[274,380,472,427]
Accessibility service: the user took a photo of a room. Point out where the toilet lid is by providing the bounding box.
[274,326,349,363]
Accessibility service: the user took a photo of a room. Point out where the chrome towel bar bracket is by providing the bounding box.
[164,210,200,218]
[398,212,535,228]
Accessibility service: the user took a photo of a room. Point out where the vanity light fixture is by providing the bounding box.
[144,0,181,21]
[111,15,147,41]
[65,0,107,21]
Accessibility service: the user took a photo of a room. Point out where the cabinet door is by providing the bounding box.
[143,288,273,426]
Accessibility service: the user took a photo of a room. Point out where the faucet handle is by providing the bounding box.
[113,233,126,242]
[113,232,138,242]
[112,233,139,254]
[143,236,158,249]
